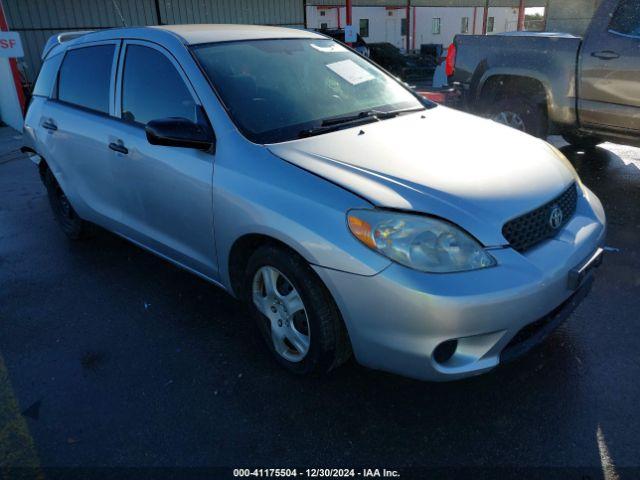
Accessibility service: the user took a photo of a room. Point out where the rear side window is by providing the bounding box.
[121,45,197,125]
[57,45,115,114]
[610,0,640,37]
[32,53,63,98]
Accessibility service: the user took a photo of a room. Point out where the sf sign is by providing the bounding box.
[0,32,23,58]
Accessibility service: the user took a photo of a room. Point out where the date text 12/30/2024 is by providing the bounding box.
[233,469,401,478]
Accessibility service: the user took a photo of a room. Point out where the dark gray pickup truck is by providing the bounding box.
[449,0,639,148]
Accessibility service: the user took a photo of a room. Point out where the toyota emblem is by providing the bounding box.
[549,206,564,230]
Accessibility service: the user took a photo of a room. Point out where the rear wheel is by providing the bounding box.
[562,133,602,149]
[42,166,92,240]
[488,96,547,138]
[243,244,351,375]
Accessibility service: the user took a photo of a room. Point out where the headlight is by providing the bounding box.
[347,209,496,273]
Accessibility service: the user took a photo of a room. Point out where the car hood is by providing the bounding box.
[267,106,576,246]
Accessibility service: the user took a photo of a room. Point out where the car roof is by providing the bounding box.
[44,24,326,59]
[154,24,325,44]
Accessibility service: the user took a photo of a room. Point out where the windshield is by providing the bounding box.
[192,38,426,144]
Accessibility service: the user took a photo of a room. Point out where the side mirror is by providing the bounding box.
[145,117,215,152]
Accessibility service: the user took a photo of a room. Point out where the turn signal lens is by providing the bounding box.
[347,215,377,249]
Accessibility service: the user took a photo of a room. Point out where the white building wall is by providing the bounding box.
[306,6,408,49]
[306,5,519,51]
[414,6,475,47]
[306,6,342,30]
[487,7,521,34]
[411,6,520,48]
[351,7,408,48]
[0,58,23,131]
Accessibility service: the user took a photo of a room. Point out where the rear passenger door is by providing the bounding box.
[111,41,217,278]
[579,0,640,132]
[42,41,124,226]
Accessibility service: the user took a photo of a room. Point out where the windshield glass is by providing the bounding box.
[192,38,426,144]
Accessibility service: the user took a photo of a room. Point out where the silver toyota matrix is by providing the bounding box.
[23,25,606,381]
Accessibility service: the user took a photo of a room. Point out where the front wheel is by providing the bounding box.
[488,96,547,138]
[243,245,351,375]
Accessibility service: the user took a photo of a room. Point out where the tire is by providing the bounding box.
[242,244,351,375]
[43,166,92,240]
[488,96,548,138]
[562,133,602,149]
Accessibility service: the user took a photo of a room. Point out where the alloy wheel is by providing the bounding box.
[252,266,310,362]
[492,111,526,132]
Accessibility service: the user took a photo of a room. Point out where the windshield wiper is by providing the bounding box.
[321,107,424,127]
[299,115,377,138]
[299,107,426,138]
[320,110,383,127]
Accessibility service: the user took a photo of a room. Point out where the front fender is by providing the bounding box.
[212,141,391,293]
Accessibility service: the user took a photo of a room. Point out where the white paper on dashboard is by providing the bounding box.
[326,60,374,85]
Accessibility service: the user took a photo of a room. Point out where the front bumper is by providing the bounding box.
[313,186,606,381]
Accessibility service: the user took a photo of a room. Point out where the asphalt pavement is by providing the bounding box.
[1,125,639,479]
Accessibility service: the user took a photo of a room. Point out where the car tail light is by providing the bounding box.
[445,43,456,77]
[420,91,449,103]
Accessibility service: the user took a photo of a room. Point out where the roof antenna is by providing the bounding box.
[111,0,128,27]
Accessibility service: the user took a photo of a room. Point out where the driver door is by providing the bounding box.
[111,40,217,278]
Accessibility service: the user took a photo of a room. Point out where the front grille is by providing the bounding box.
[502,183,578,253]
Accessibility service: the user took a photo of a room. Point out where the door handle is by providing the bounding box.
[108,141,129,155]
[591,50,620,60]
[42,120,57,131]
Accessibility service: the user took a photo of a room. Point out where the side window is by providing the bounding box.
[121,45,197,125]
[609,0,640,37]
[32,53,63,98]
[57,45,114,113]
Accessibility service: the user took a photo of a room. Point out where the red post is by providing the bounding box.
[412,6,417,50]
[472,6,477,34]
[517,0,526,31]
[0,0,25,116]
[482,0,489,35]
[406,0,411,52]
[345,0,352,46]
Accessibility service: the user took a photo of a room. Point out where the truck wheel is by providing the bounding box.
[243,244,351,375]
[489,96,547,138]
[562,133,602,149]
[43,167,92,240]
